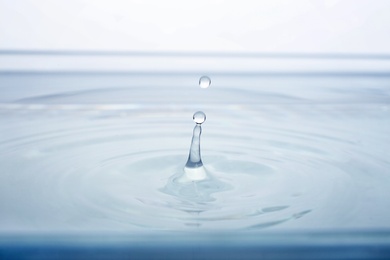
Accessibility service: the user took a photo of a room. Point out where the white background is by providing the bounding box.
[1,0,390,54]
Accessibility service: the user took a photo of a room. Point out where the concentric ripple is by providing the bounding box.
[1,82,390,232]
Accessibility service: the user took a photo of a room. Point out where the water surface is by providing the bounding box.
[0,72,389,232]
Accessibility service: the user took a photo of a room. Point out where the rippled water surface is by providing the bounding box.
[0,73,389,232]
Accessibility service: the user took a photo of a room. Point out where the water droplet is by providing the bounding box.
[199,76,211,89]
[185,111,206,171]
[193,111,206,124]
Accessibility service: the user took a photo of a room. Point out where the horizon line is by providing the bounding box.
[1,49,390,60]
[1,71,390,77]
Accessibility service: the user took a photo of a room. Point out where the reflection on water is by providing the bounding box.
[0,71,390,232]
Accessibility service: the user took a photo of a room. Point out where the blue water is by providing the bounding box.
[0,70,389,234]
[0,69,390,232]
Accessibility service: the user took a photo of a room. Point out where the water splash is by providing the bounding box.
[160,111,231,202]
[183,111,208,181]
[185,111,206,170]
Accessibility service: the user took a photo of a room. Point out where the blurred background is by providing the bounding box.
[1,0,390,54]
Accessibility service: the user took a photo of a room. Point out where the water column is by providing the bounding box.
[184,111,207,180]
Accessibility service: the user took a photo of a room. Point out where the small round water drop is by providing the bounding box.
[199,76,211,89]
[193,111,206,124]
